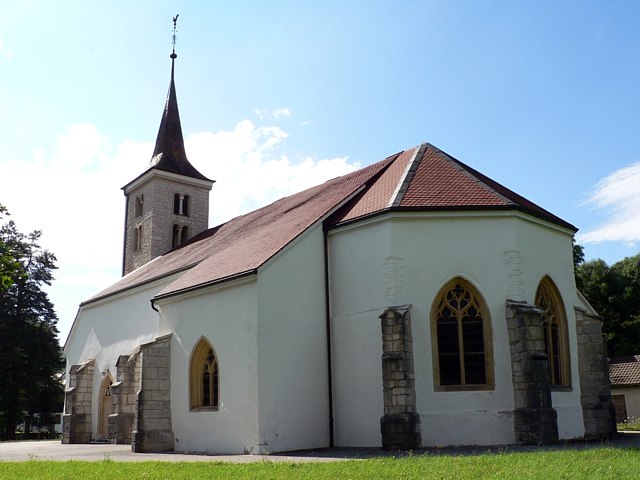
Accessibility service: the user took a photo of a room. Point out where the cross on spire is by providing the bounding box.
[147,14,211,182]
[171,14,179,59]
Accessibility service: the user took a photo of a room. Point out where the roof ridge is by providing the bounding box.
[388,143,428,208]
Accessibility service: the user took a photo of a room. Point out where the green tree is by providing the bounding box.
[0,206,21,293]
[576,253,640,356]
[610,253,640,355]
[0,206,64,439]
[573,239,585,271]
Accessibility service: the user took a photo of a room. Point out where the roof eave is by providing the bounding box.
[122,167,215,194]
[152,269,258,305]
[328,204,577,233]
[80,262,199,307]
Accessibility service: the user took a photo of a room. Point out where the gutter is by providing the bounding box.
[150,269,257,308]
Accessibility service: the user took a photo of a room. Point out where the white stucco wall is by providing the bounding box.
[256,225,330,453]
[63,277,173,437]
[328,211,584,447]
[611,387,640,423]
[157,278,260,454]
[511,217,584,439]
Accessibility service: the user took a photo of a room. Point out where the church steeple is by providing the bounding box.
[121,15,214,276]
[149,16,210,181]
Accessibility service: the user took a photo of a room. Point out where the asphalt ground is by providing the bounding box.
[0,432,639,463]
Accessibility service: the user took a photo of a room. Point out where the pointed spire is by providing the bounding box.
[149,15,210,181]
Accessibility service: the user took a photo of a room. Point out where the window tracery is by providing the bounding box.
[190,338,219,410]
[431,278,494,390]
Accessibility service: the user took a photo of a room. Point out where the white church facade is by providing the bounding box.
[62,50,616,454]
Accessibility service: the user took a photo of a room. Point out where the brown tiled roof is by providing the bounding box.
[609,355,640,386]
[87,142,575,304]
[86,157,394,303]
[330,149,415,222]
[330,144,576,230]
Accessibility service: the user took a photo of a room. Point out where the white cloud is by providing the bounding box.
[254,108,268,121]
[273,107,291,118]
[254,107,292,120]
[1,119,359,341]
[579,162,640,245]
[0,36,11,62]
[188,119,357,226]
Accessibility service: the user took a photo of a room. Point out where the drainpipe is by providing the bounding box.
[121,195,129,276]
[323,227,334,447]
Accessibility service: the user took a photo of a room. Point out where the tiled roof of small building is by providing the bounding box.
[87,142,575,304]
[609,355,640,386]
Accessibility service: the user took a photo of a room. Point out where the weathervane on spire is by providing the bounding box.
[171,14,179,59]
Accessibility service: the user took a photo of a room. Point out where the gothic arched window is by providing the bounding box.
[431,278,494,391]
[190,338,219,410]
[535,277,571,386]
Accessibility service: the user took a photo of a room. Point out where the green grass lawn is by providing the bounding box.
[618,418,640,431]
[1,448,639,479]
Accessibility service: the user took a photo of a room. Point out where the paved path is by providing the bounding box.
[1,433,639,463]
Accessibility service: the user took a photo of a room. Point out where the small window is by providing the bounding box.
[135,195,144,218]
[431,278,494,391]
[172,224,188,248]
[171,224,189,248]
[183,195,190,217]
[190,338,219,410]
[172,224,180,248]
[173,194,190,216]
[535,276,571,386]
[134,225,143,251]
[173,194,181,215]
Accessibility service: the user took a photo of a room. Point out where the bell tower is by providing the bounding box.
[121,16,214,276]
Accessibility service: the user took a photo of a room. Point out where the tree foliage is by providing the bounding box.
[576,251,640,357]
[572,240,585,270]
[0,205,64,439]
[0,206,21,294]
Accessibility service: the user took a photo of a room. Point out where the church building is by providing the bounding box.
[62,43,616,454]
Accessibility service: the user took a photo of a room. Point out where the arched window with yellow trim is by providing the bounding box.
[189,338,219,410]
[431,278,494,391]
[535,277,571,387]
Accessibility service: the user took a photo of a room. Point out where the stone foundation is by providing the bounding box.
[379,306,421,449]
[506,301,558,444]
[62,359,96,444]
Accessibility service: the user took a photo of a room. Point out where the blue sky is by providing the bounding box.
[1,1,639,341]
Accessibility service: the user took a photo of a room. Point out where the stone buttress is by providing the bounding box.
[379,306,421,449]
